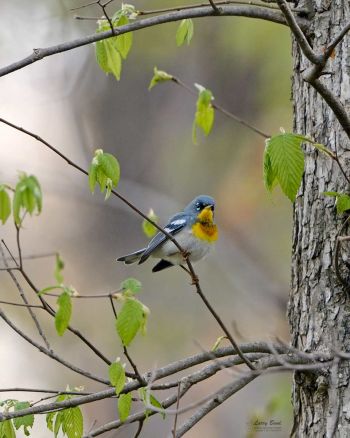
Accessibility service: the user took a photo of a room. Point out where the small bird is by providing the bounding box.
[117,195,218,272]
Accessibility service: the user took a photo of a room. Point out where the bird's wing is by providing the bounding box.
[138,213,188,264]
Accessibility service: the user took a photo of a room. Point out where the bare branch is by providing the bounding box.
[0,5,306,78]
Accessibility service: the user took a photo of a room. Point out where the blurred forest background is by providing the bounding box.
[0,0,294,436]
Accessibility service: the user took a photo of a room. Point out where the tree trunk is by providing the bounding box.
[290,1,350,436]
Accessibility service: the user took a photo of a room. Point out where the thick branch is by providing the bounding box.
[0,5,306,78]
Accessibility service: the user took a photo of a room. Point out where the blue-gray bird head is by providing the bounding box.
[184,195,215,215]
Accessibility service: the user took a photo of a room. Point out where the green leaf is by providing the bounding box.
[149,67,173,90]
[118,393,132,422]
[55,290,72,336]
[55,253,65,284]
[116,16,133,59]
[99,153,120,186]
[89,150,121,198]
[46,411,56,432]
[105,42,122,80]
[0,186,11,225]
[121,278,142,295]
[109,361,126,395]
[0,420,16,438]
[12,174,42,225]
[265,133,305,202]
[26,176,42,213]
[142,209,158,238]
[13,184,22,226]
[176,19,194,46]
[13,401,34,436]
[116,298,145,346]
[193,86,215,144]
[62,407,83,438]
[89,162,98,193]
[95,40,109,73]
[54,411,64,437]
[324,191,350,214]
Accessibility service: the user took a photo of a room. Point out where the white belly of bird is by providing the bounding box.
[152,228,212,265]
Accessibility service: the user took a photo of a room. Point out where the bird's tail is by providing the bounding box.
[116,248,146,265]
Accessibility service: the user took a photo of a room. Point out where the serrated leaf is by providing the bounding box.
[265,133,305,202]
[149,67,173,90]
[142,209,158,238]
[116,16,133,59]
[109,361,126,395]
[116,298,144,346]
[118,393,132,422]
[121,278,142,295]
[55,291,72,336]
[105,42,122,80]
[176,19,194,46]
[0,420,16,438]
[13,401,34,436]
[62,407,83,438]
[0,187,11,225]
[55,253,65,284]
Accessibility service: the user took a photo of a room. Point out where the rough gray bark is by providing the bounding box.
[290,1,350,436]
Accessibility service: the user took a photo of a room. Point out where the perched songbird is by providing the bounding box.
[117,195,218,272]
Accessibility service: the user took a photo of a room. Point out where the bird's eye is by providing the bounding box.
[196,202,201,211]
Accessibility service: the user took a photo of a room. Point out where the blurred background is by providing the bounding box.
[0,0,294,436]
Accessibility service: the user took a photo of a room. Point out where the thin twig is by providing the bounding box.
[0,300,43,309]
[0,242,51,350]
[0,309,109,385]
[171,76,270,138]
[185,257,256,369]
[19,266,114,368]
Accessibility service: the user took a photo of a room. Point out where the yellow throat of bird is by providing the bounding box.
[192,206,218,242]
